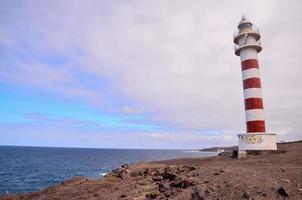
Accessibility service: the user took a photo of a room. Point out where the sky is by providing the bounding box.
[1,0,302,149]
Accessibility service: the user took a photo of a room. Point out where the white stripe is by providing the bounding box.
[245,109,265,122]
[242,68,260,80]
[240,48,258,61]
[244,88,263,99]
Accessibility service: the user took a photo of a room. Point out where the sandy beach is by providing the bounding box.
[1,141,302,200]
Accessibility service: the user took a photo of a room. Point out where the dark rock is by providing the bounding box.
[138,171,143,176]
[191,186,205,200]
[189,166,197,171]
[170,187,177,195]
[213,169,225,176]
[158,182,170,193]
[176,166,184,173]
[208,186,215,192]
[242,192,250,199]
[164,166,178,174]
[138,168,150,176]
[143,168,150,175]
[111,168,120,173]
[120,194,127,198]
[137,179,153,186]
[111,168,128,179]
[130,171,140,177]
[170,178,195,189]
[121,164,128,169]
[180,165,190,172]
[146,192,158,199]
[154,168,165,176]
[164,192,171,198]
[162,172,177,180]
[152,175,163,182]
[277,186,289,197]
[255,190,267,197]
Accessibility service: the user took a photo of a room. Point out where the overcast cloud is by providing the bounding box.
[0,0,301,148]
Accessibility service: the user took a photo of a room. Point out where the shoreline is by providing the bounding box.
[1,141,302,200]
[0,147,217,196]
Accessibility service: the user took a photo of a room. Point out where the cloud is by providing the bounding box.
[0,116,237,149]
[0,0,302,147]
[22,112,101,128]
[121,106,142,114]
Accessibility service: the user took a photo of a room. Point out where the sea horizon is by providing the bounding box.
[0,145,217,195]
[0,144,211,151]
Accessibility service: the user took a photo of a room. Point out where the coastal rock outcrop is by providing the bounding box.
[2,141,301,200]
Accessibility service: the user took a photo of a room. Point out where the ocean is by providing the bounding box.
[0,146,216,195]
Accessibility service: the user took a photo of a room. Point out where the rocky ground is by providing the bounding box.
[1,141,302,200]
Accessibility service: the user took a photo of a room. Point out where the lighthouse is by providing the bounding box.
[233,16,277,158]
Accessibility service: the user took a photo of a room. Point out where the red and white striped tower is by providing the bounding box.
[233,16,277,157]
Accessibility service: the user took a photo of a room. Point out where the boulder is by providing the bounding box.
[162,172,177,181]
[191,186,205,200]
[170,178,196,189]
[158,182,170,193]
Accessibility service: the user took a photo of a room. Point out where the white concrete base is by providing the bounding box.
[238,133,277,150]
[238,150,247,159]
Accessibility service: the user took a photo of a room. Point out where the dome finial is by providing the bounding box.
[242,14,246,21]
[238,15,252,29]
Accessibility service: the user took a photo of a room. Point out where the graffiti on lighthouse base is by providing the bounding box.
[241,135,263,144]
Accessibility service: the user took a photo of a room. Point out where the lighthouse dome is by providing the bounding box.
[238,15,253,29]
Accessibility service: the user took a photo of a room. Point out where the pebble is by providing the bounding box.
[242,191,250,199]
[277,186,289,197]
[146,192,158,199]
[281,178,291,184]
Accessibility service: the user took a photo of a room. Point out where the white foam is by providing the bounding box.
[100,172,107,177]
[182,150,200,153]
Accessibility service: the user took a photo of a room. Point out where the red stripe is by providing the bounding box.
[241,59,259,71]
[245,98,264,110]
[246,121,266,132]
[243,78,261,89]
